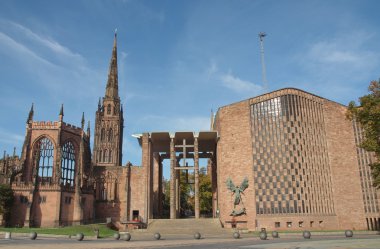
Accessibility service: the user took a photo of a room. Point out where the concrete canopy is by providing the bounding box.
[132,131,218,154]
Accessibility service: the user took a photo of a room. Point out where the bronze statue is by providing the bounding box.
[226,177,249,216]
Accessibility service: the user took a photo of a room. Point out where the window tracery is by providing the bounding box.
[34,137,54,183]
[61,141,75,186]
[107,104,111,115]
[101,128,105,142]
[108,129,113,142]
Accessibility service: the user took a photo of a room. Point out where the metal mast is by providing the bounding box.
[258,32,268,92]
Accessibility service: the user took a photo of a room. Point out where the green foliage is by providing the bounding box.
[199,171,212,214]
[347,79,380,188]
[0,184,14,216]
[162,178,170,218]
[180,170,194,216]
[0,223,115,237]
[161,166,213,217]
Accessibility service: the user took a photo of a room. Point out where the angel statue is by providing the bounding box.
[226,177,249,216]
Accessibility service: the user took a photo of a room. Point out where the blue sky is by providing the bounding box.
[1,0,380,169]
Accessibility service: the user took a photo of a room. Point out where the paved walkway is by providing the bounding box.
[1,233,379,249]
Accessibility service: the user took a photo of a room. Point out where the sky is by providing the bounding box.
[1,0,380,171]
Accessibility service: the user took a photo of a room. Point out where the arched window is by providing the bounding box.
[109,150,112,163]
[96,178,106,201]
[34,137,54,184]
[61,141,75,186]
[101,128,105,142]
[107,104,111,115]
[104,149,108,163]
[108,129,113,142]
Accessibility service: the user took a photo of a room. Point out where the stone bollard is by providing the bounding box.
[259,231,267,240]
[76,233,84,241]
[4,232,11,239]
[345,230,353,238]
[29,232,37,240]
[154,233,161,240]
[194,232,201,239]
[113,233,120,240]
[233,231,240,239]
[122,233,131,241]
[303,231,311,239]
[94,229,100,239]
[272,231,279,238]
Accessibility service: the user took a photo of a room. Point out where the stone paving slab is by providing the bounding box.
[1,234,380,249]
[240,238,380,249]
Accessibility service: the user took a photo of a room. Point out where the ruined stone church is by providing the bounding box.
[1,34,379,231]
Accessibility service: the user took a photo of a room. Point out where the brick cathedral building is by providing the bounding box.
[1,34,379,231]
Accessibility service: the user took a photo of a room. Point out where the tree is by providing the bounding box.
[162,178,170,218]
[0,184,14,225]
[199,170,212,215]
[347,79,380,188]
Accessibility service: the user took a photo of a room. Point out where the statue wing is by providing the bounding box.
[226,177,235,192]
[240,177,249,192]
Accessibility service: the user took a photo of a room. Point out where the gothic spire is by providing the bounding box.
[81,112,85,129]
[87,120,91,137]
[26,103,34,124]
[59,104,64,122]
[105,31,119,100]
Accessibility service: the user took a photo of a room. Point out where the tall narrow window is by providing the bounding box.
[107,104,111,115]
[109,150,112,163]
[98,150,102,162]
[34,137,54,184]
[61,141,76,186]
[101,128,105,141]
[108,129,113,142]
[104,149,108,163]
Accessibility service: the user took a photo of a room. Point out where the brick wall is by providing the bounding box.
[323,100,366,230]
[215,100,256,229]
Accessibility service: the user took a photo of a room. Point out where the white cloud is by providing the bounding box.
[220,71,263,94]
[206,59,218,78]
[303,31,380,76]
[0,31,59,70]
[0,20,103,100]
[7,21,83,61]
[308,41,378,68]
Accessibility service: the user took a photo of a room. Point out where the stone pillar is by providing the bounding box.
[176,168,180,217]
[124,163,131,221]
[24,201,32,227]
[152,153,160,218]
[170,137,176,219]
[211,155,218,218]
[158,157,163,218]
[194,136,200,219]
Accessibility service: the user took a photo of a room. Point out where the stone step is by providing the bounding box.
[145,218,230,235]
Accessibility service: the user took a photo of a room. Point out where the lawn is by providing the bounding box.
[0,223,116,237]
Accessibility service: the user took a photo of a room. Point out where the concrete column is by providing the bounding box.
[141,133,150,223]
[211,155,218,218]
[152,153,160,218]
[158,158,163,218]
[176,168,180,217]
[194,136,200,219]
[170,137,176,219]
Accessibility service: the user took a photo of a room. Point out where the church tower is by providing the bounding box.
[93,32,124,166]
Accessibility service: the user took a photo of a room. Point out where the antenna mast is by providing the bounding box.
[258,32,268,92]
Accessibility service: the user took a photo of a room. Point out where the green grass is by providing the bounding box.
[0,224,116,237]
